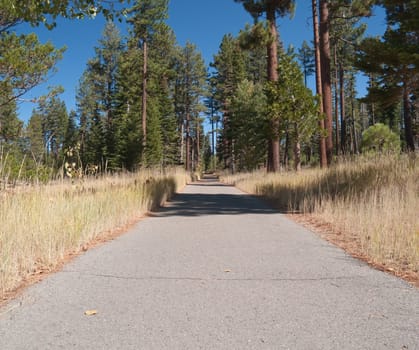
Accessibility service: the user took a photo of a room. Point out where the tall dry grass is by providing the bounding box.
[0,169,190,299]
[221,154,419,275]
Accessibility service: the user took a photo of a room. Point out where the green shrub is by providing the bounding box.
[361,123,401,153]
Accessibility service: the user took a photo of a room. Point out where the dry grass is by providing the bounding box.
[0,168,190,299]
[221,154,419,281]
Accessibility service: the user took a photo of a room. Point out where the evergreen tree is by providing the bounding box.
[329,3,367,154]
[0,86,22,142]
[266,53,320,171]
[26,110,45,163]
[125,0,169,156]
[230,80,267,171]
[356,0,418,151]
[63,110,79,155]
[174,42,207,171]
[298,40,315,87]
[211,34,247,171]
[1,0,127,30]
[114,43,143,170]
[144,20,178,167]
[234,0,296,172]
[36,96,69,165]
[0,32,65,106]
[311,0,327,167]
[76,70,101,167]
[117,0,182,168]
[75,22,123,169]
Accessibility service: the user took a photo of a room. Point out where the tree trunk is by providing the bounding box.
[319,0,333,165]
[185,111,191,171]
[267,2,280,172]
[267,140,273,171]
[339,64,346,154]
[369,74,376,125]
[312,0,327,168]
[333,45,339,155]
[211,100,215,170]
[294,124,301,172]
[196,120,200,169]
[350,78,358,154]
[283,131,289,169]
[403,83,415,151]
[222,110,231,170]
[180,122,184,164]
[142,40,147,149]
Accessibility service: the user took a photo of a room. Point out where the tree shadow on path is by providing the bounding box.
[153,178,278,217]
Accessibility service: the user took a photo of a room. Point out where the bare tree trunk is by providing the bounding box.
[211,100,215,170]
[319,0,333,165]
[368,74,376,125]
[403,83,415,151]
[312,0,327,168]
[231,139,236,174]
[294,124,301,172]
[283,131,289,169]
[267,140,273,171]
[349,78,358,154]
[333,45,339,155]
[196,120,200,169]
[267,2,280,172]
[185,111,191,171]
[222,103,232,170]
[339,64,346,154]
[142,40,147,149]
[180,122,184,164]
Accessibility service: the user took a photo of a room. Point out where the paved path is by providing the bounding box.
[0,179,418,349]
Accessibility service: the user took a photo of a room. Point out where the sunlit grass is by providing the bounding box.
[0,168,190,299]
[221,154,419,276]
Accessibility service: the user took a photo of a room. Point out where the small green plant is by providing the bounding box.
[361,123,401,154]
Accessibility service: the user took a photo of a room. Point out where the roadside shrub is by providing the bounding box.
[361,123,400,154]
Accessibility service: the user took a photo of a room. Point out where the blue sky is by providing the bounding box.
[17,0,386,123]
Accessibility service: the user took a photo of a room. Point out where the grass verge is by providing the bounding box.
[0,168,190,301]
[221,154,418,286]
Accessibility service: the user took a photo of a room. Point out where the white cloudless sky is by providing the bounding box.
[16,0,386,123]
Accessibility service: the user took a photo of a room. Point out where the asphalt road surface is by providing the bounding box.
[0,178,418,349]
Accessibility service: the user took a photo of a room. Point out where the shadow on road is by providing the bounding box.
[154,191,278,217]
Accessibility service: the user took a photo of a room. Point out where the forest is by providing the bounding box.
[0,0,417,180]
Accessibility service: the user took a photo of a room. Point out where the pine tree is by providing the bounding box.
[230,80,267,171]
[36,96,69,165]
[297,40,315,88]
[329,4,367,154]
[356,0,418,151]
[0,32,65,107]
[125,0,170,156]
[211,34,247,171]
[76,70,101,167]
[234,0,295,172]
[173,42,207,171]
[114,43,143,170]
[311,0,327,167]
[266,53,320,171]
[145,21,179,167]
[0,86,22,142]
[26,110,45,163]
[319,0,334,164]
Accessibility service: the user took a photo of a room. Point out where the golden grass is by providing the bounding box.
[221,154,419,277]
[0,168,190,299]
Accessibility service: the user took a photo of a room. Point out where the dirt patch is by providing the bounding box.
[288,213,419,288]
